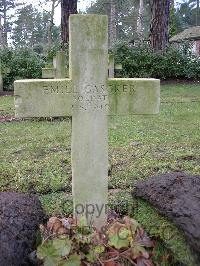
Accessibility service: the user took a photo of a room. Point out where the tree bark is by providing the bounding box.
[150,0,170,52]
[48,0,59,46]
[61,0,77,45]
[109,0,117,48]
[137,0,144,42]
[2,0,8,46]
[0,16,3,45]
[197,0,200,26]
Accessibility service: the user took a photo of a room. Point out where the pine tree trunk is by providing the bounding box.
[0,16,3,45]
[150,0,170,52]
[3,0,8,46]
[137,0,144,42]
[61,0,77,45]
[197,0,200,26]
[48,0,56,46]
[109,0,117,48]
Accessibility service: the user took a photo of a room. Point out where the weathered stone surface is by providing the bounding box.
[134,172,200,253]
[15,79,73,117]
[70,14,108,228]
[108,78,160,115]
[0,70,3,92]
[108,54,115,78]
[55,51,66,79]
[14,78,160,118]
[108,54,122,78]
[0,67,10,92]
[14,14,160,229]
[0,192,45,266]
[42,68,55,79]
[42,51,67,79]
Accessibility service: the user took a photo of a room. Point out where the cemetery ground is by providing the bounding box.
[0,84,200,265]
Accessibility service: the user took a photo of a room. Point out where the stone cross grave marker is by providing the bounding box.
[42,51,68,79]
[14,14,160,229]
[108,54,122,78]
[0,67,10,92]
[0,69,3,92]
[43,51,120,79]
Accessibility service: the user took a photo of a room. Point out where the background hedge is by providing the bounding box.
[1,42,200,91]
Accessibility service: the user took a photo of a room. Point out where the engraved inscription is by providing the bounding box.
[43,83,135,95]
[108,84,135,94]
[43,84,78,94]
[42,83,136,111]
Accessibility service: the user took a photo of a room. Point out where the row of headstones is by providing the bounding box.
[42,52,122,79]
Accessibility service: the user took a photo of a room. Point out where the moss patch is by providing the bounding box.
[133,199,199,266]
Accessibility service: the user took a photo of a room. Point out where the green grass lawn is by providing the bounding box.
[0,84,200,265]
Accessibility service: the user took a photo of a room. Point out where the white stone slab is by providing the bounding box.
[15,78,160,117]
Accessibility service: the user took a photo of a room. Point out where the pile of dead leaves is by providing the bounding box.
[36,215,155,266]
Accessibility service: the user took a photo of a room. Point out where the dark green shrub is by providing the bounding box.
[1,41,199,91]
[0,44,70,90]
[0,46,46,90]
[113,41,200,80]
[33,44,44,54]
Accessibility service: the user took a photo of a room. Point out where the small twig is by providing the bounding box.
[121,254,137,266]
[102,256,119,263]
[97,257,104,266]
[119,247,132,256]
[42,233,55,244]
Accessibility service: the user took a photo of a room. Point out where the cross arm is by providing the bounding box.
[14,79,73,118]
[14,78,160,118]
[42,68,56,79]
[108,78,160,115]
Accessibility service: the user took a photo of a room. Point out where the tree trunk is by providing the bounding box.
[48,0,56,46]
[61,0,77,45]
[3,0,8,46]
[48,0,60,46]
[150,0,170,52]
[0,16,3,45]
[197,0,200,26]
[169,0,176,37]
[137,0,144,42]
[109,0,117,48]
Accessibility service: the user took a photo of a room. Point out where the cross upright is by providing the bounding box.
[14,15,160,229]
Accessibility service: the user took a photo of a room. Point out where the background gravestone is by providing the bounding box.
[108,54,122,78]
[0,67,11,92]
[0,69,3,92]
[42,51,68,79]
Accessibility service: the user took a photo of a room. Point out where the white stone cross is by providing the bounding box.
[42,51,68,79]
[108,54,122,78]
[14,15,160,229]
[42,52,120,79]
